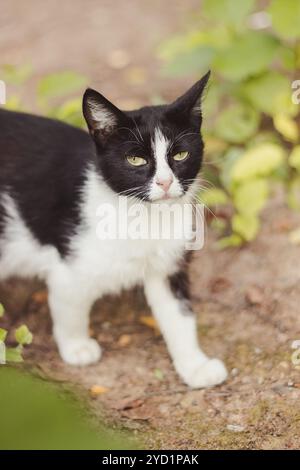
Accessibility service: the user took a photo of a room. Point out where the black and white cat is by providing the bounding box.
[0,71,227,388]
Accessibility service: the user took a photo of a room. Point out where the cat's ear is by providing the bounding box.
[169,71,210,119]
[83,88,127,143]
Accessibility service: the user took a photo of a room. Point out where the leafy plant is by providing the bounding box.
[159,0,300,246]
[1,65,87,128]
[0,303,33,363]
[0,367,133,450]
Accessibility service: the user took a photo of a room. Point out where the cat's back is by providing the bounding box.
[0,108,94,180]
[0,108,96,258]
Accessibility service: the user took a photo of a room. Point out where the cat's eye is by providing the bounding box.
[126,156,147,166]
[173,151,189,162]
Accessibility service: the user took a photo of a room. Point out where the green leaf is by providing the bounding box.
[215,103,260,143]
[37,71,87,103]
[279,45,296,70]
[15,325,33,345]
[269,0,300,40]
[274,114,299,142]
[211,218,227,233]
[162,46,214,77]
[4,95,23,112]
[218,234,243,249]
[0,303,4,317]
[232,143,285,182]
[0,328,7,342]
[242,72,291,116]
[1,64,32,85]
[214,32,279,81]
[50,98,85,128]
[232,213,260,241]
[220,147,244,190]
[158,31,209,61]
[203,0,255,25]
[6,346,23,363]
[233,179,269,216]
[201,188,229,206]
[289,146,300,172]
[153,368,164,380]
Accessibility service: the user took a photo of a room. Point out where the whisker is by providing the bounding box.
[132,118,144,143]
[118,126,141,145]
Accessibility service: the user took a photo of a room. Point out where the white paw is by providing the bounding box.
[179,358,228,389]
[59,338,102,366]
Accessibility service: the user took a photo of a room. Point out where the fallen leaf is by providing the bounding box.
[32,290,48,304]
[118,334,132,347]
[209,277,232,293]
[139,315,160,332]
[111,397,144,411]
[89,385,110,397]
[121,404,153,421]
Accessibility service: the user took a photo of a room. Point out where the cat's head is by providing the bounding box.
[83,72,210,202]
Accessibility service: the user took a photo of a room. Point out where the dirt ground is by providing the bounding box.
[1,0,300,450]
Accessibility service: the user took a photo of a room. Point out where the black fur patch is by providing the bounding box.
[169,253,194,315]
[0,109,95,256]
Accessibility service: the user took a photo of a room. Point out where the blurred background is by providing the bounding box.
[0,0,199,108]
[1,0,300,450]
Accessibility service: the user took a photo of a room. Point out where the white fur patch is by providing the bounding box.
[149,127,183,201]
[88,100,116,131]
[0,170,227,386]
[0,193,60,281]
[144,275,227,388]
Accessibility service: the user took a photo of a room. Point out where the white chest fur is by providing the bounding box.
[67,169,192,297]
[0,169,191,298]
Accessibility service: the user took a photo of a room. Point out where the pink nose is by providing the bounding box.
[155,176,173,192]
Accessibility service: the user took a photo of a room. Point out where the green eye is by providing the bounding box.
[126,156,147,166]
[173,151,189,161]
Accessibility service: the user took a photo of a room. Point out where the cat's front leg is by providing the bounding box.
[144,270,227,388]
[48,273,101,366]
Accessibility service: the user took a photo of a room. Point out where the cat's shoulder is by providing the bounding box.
[0,108,91,147]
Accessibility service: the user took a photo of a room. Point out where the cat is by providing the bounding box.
[0,71,227,388]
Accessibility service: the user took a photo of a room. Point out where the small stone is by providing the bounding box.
[231,368,239,376]
[226,424,245,433]
[279,361,289,370]
[245,285,264,305]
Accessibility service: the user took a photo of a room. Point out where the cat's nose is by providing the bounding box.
[155,176,173,192]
